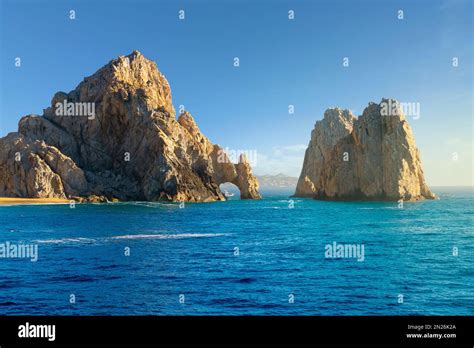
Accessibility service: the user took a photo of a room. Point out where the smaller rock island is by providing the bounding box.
[294,99,436,201]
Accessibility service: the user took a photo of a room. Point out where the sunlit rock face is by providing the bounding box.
[295,99,435,201]
[0,51,261,202]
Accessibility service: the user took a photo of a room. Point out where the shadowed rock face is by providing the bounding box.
[0,51,261,202]
[295,99,436,201]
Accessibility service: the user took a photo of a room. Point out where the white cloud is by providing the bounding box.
[253,144,307,177]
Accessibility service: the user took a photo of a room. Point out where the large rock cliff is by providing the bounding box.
[295,99,435,201]
[0,51,261,202]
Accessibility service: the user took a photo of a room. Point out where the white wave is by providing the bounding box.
[34,237,96,244]
[33,233,226,244]
[357,206,401,210]
[125,202,179,208]
[111,233,226,240]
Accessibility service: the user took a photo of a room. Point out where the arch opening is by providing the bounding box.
[219,182,240,200]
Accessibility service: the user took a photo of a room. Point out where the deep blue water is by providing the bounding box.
[0,187,472,315]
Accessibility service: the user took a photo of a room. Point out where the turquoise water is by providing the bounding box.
[0,187,472,315]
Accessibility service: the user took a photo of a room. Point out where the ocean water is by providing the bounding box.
[0,187,472,315]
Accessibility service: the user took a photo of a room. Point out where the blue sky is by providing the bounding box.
[0,0,472,185]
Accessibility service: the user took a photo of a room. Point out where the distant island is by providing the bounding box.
[0,51,261,202]
[257,174,299,189]
[221,174,298,192]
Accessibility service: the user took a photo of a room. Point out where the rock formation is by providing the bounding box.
[295,99,435,201]
[0,51,261,202]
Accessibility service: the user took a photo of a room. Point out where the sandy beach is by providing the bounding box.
[0,197,71,205]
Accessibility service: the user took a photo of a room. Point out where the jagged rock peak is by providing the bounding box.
[0,51,261,202]
[178,111,200,133]
[295,99,435,201]
[323,107,355,123]
[46,49,175,120]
